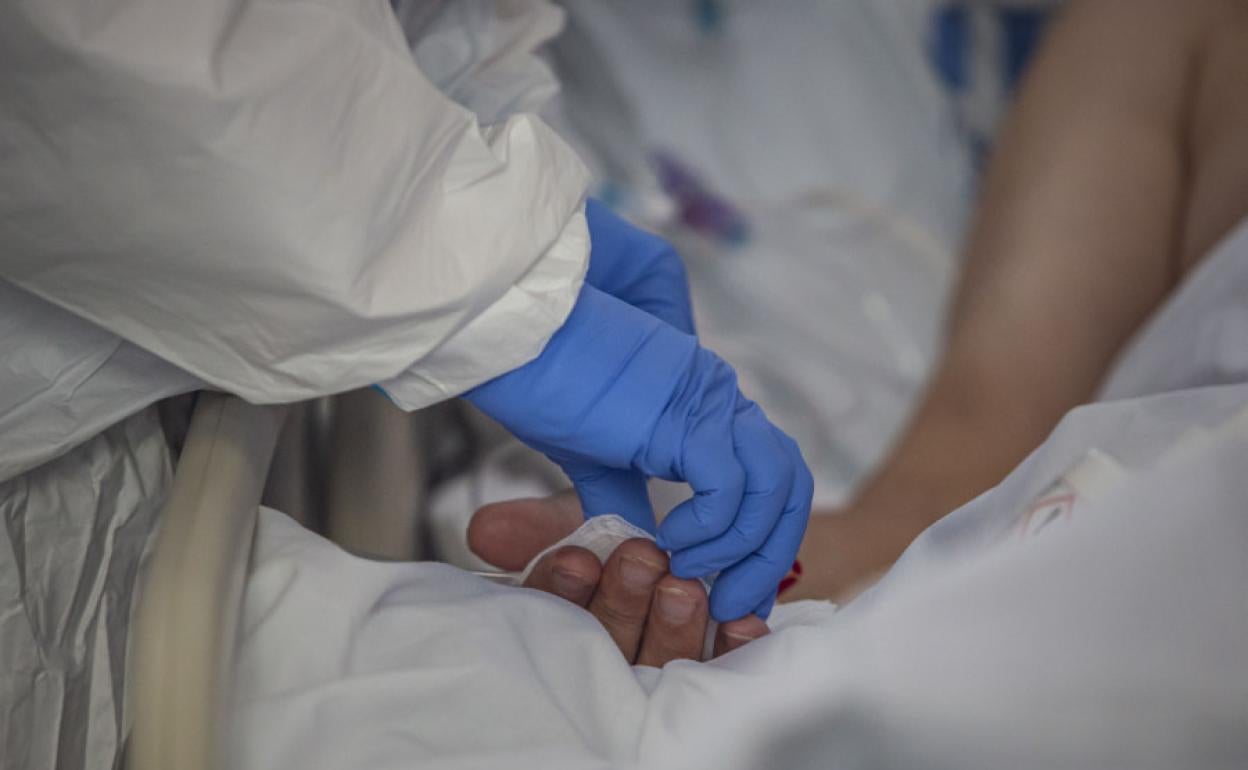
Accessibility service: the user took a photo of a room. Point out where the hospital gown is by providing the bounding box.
[231,219,1248,769]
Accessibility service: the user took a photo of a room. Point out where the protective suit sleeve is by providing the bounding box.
[0,0,590,408]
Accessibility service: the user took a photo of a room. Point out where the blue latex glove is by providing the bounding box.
[576,199,698,532]
[466,284,813,621]
[583,198,696,335]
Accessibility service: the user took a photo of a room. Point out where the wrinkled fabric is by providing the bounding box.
[230,386,1248,770]
[0,0,587,414]
[398,0,565,126]
[0,408,169,770]
[713,389,1248,770]
[230,506,837,770]
[0,281,199,483]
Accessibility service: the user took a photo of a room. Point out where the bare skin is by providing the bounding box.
[789,0,1248,603]
[469,492,770,666]
[470,0,1248,629]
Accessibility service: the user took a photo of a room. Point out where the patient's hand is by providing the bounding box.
[469,492,770,666]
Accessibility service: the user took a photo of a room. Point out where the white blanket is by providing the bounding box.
[230,383,1248,770]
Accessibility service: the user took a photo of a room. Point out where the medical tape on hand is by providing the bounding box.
[515,514,720,659]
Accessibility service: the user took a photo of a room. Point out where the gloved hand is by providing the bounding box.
[574,199,699,534]
[583,198,696,335]
[466,284,813,621]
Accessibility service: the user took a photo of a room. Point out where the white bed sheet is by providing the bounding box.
[231,384,1248,770]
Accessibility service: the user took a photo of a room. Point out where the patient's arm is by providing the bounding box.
[790,0,1248,602]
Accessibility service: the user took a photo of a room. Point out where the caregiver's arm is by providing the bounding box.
[792,0,1243,602]
[0,0,588,408]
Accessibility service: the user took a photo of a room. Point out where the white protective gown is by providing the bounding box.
[0,2,587,768]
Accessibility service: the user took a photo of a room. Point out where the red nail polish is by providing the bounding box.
[778,559,802,596]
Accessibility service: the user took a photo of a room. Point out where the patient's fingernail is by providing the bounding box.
[552,567,588,597]
[619,555,662,590]
[658,587,697,622]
